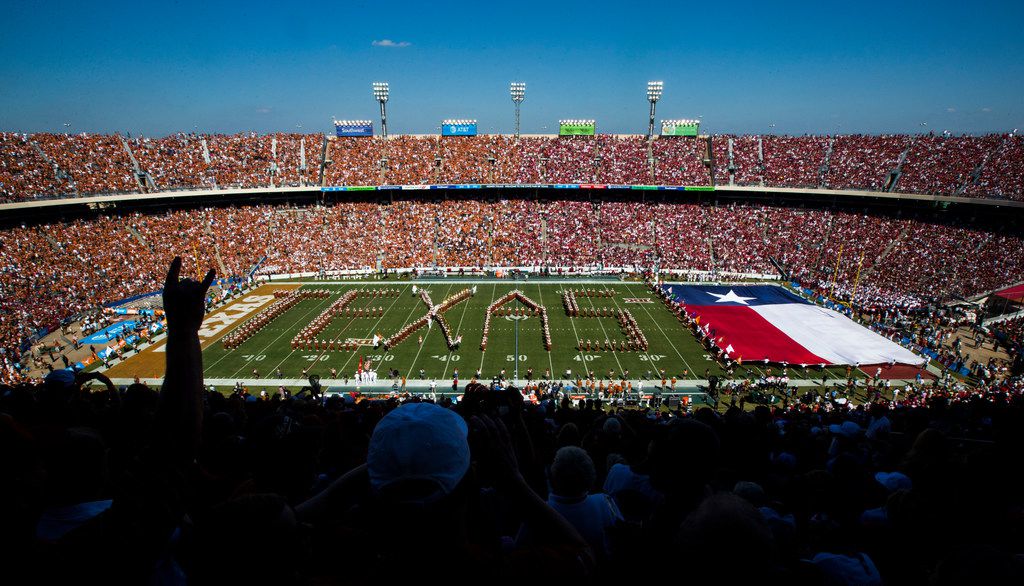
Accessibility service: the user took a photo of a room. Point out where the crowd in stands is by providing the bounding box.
[2,198,1023,374]
[597,136,649,184]
[597,201,656,267]
[967,135,1024,200]
[824,134,909,191]
[31,133,136,195]
[543,199,601,267]
[513,137,546,183]
[206,133,273,189]
[129,134,211,191]
[273,133,319,187]
[490,198,544,266]
[0,133,71,201]
[323,137,384,186]
[727,135,764,185]
[543,137,599,184]
[652,135,710,185]
[896,135,1003,195]
[761,135,829,188]
[2,262,1022,582]
[4,132,1024,200]
[382,135,437,185]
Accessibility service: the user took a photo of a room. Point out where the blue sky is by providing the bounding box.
[1,0,1022,136]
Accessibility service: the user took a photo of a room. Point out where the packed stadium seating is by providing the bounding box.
[895,135,1003,195]
[761,135,829,188]
[5,132,1024,201]
[130,134,211,191]
[966,135,1024,200]
[3,198,1023,366]
[824,134,909,191]
[0,132,72,201]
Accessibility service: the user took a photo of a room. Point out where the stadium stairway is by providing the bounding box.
[119,135,146,192]
[127,224,148,247]
[756,136,766,187]
[818,137,835,188]
[887,139,916,192]
[31,140,78,196]
[203,214,229,276]
[724,137,736,186]
[40,230,63,253]
[960,134,1008,195]
[861,225,910,280]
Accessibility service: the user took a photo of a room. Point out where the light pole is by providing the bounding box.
[372,82,390,138]
[647,81,663,139]
[510,82,526,138]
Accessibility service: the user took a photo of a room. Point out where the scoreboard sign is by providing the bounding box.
[559,120,596,136]
[661,119,700,137]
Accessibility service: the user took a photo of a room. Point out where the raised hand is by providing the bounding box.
[469,413,522,486]
[163,256,216,334]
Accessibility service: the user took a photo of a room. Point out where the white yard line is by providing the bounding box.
[535,283,557,381]
[477,283,499,375]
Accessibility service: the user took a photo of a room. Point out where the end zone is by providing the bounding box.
[104,283,302,379]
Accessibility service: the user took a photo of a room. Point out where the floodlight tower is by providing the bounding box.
[647,81,663,139]
[373,82,390,138]
[510,82,526,138]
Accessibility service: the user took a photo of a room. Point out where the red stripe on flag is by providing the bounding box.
[688,305,830,365]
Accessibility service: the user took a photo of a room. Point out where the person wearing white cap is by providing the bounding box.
[294,403,594,579]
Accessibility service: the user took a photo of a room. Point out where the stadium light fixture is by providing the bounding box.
[372,82,390,138]
[646,81,663,139]
[510,82,526,138]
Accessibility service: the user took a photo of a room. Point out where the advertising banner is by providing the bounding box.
[441,123,478,136]
[661,120,700,136]
[559,121,596,136]
[334,121,374,137]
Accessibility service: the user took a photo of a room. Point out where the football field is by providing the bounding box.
[152,279,863,389]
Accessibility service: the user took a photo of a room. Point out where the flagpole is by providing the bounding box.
[829,243,844,301]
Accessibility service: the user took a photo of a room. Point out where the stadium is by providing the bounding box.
[3,2,1024,583]
[3,127,1022,390]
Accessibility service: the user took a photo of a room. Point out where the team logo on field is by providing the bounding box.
[623,298,654,304]
[345,338,375,346]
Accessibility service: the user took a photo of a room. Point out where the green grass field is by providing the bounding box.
[197,281,860,387]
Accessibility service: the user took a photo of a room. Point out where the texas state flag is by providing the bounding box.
[663,284,923,366]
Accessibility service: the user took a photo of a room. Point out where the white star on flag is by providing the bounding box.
[708,289,756,305]
[725,344,735,354]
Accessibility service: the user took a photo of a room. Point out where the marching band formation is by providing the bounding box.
[222,289,330,349]
[573,308,649,353]
[290,289,391,351]
[481,290,552,351]
[381,287,474,351]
